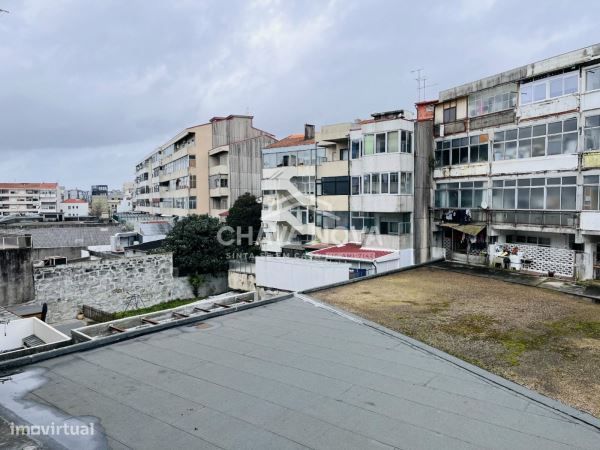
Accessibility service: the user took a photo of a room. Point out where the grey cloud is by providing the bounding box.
[0,0,598,188]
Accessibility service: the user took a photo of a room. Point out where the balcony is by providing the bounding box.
[209,187,229,197]
[209,164,228,176]
[491,210,577,228]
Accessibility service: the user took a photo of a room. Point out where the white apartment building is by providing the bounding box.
[430,43,600,279]
[0,183,60,217]
[261,112,418,277]
[134,115,275,218]
[60,198,89,218]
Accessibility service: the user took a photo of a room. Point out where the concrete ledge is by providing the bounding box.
[296,293,600,432]
[0,293,294,373]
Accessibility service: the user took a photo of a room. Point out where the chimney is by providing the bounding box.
[304,124,315,140]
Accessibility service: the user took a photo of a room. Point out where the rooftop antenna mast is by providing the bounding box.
[411,69,438,102]
[411,68,424,102]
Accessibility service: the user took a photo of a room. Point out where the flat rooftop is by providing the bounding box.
[0,296,599,449]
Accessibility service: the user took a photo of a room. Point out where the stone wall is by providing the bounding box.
[0,248,35,306]
[34,254,227,323]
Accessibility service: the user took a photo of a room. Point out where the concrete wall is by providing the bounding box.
[413,120,433,264]
[32,246,86,262]
[0,248,34,306]
[228,270,256,292]
[33,253,227,323]
[256,256,350,291]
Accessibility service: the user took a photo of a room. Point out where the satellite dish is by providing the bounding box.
[480,200,488,209]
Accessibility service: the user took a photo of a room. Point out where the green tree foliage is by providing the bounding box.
[162,214,230,275]
[226,192,262,253]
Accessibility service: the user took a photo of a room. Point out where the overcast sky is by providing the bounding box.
[0,0,599,190]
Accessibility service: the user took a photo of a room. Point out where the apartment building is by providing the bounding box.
[261,112,418,276]
[429,43,600,279]
[60,198,89,218]
[65,188,90,202]
[0,183,60,218]
[134,115,275,217]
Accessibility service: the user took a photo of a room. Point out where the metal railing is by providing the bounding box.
[491,210,578,228]
[431,208,578,228]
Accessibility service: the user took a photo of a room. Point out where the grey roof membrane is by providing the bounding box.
[0,296,599,450]
[1,225,121,248]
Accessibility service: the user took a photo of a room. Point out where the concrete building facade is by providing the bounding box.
[134,115,275,218]
[0,183,60,218]
[261,112,418,276]
[59,198,89,218]
[429,43,600,279]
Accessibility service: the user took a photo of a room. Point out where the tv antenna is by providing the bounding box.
[411,69,438,102]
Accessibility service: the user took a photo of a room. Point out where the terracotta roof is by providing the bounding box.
[266,134,315,149]
[309,243,394,261]
[218,210,229,217]
[62,199,87,204]
[0,183,58,189]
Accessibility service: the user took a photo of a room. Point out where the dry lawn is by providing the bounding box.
[313,266,600,417]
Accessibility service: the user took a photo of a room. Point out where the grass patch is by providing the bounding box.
[114,297,203,319]
[426,301,451,314]
[440,313,496,336]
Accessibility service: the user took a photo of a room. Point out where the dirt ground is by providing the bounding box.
[313,266,600,417]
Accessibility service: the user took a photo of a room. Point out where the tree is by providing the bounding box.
[226,192,262,253]
[90,197,108,218]
[162,214,230,275]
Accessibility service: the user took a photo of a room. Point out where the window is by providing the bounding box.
[364,135,374,155]
[363,174,371,194]
[584,175,600,210]
[360,131,409,156]
[351,177,361,195]
[401,130,412,153]
[290,206,313,224]
[376,133,386,153]
[291,176,315,195]
[371,174,380,194]
[351,140,361,159]
[340,148,349,161]
[389,173,399,194]
[435,135,488,167]
[586,67,600,92]
[387,132,398,153]
[492,177,576,210]
[318,211,349,229]
[468,85,517,117]
[494,118,577,160]
[520,71,579,104]
[351,212,375,231]
[400,172,412,194]
[380,213,411,235]
[321,176,349,196]
[585,115,600,151]
[435,181,486,208]
[381,173,389,194]
[399,213,411,234]
[443,107,456,123]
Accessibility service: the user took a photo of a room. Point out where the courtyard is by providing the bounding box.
[313,265,600,417]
